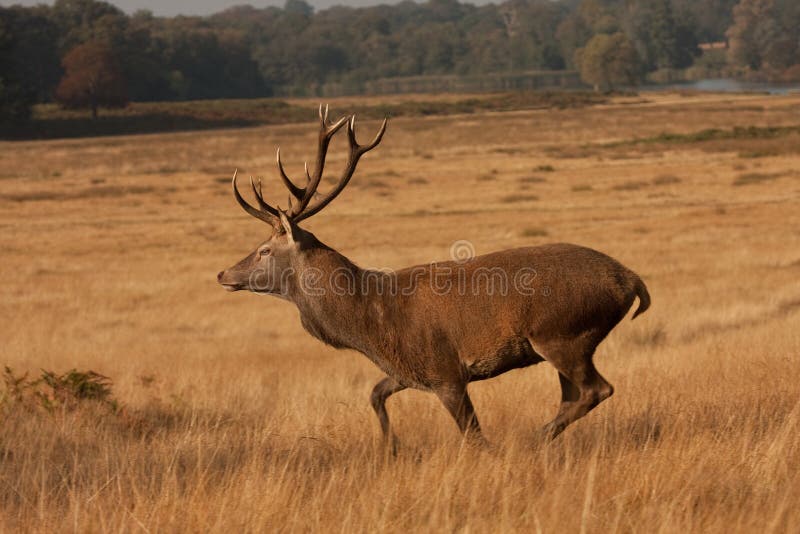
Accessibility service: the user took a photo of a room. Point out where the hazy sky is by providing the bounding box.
[0,0,488,15]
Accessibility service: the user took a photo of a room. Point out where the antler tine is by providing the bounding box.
[325,114,350,136]
[231,170,278,224]
[287,110,351,218]
[249,176,278,214]
[348,115,388,156]
[276,148,304,200]
[293,116,388,223]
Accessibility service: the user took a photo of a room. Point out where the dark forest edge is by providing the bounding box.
[1,0,798,132]
[1,91,611,141]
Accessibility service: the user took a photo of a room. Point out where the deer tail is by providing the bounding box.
[631,276,651,320]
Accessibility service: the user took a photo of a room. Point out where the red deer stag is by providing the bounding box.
[218,106,651,447]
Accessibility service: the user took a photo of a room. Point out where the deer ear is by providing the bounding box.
[278,210,297,244]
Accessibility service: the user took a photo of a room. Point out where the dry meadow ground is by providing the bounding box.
[1,92,799,532]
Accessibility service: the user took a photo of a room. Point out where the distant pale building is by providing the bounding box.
[699,42,728,51]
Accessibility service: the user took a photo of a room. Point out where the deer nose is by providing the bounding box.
[217,271,225,282]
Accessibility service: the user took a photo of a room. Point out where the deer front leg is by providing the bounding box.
[370,376,406,453]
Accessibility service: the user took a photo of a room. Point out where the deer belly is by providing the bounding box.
[465,337,544,381]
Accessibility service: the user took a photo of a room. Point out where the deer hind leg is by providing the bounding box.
[370,376,406,452]
[536,341,614,440]
[435,383,488,447]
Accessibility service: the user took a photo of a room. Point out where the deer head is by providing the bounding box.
[217,105,387,298]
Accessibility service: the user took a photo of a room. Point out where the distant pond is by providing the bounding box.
[641,78,800,95]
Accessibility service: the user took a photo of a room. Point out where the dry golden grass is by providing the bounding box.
[1,92,799,532]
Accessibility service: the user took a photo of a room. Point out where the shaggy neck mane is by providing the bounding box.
[290,245,397,357]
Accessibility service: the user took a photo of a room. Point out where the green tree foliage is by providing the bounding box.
[650,9,679,69]
[54,41,128,118]
[726,0,800,71]
[0,10,35,124]
[1,0,795,105]
[156,21,266,99]
[621,0,698,71]
[576,32,642,91]
[673,0,739,43]
[1,6,61,103]
[284,0,314,17]
[727,0,777,70]
[51,0,128,52]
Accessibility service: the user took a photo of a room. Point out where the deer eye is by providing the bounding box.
[259,248,272,257]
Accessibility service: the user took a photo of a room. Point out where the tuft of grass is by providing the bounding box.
[612,180,649,191]
[738,151,773,159]
[407,177,429,185]
[519,175,547,184]
[652,174,681,186]
[500,194,539,203]
[2,366,118,413]
[492,147,527,155]
[535,164,555,172]
[629,325,667,347]
[544,145,594,159]
[521,227,549,238]
[361,179,389,189]
[733,172,783,186]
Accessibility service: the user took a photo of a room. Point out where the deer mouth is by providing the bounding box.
[220,282,278,294]
[219,282,245,292]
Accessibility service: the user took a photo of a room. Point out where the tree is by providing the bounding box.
[673,0,739,43]
[117,11,172,102]
[726,0,775,69]
[651,1,678,67]
[726,0,800,71]
[649,0,698,69]
[2,6,61,103]
[284,0,313,17]
[55,41,127,118]
[50,0,126,52]
[0,10,34,125]
[157,22,267,100]
[577,0,618,34]
[3,0,776,104]
[556,12,593,69]
[576,32,641,91]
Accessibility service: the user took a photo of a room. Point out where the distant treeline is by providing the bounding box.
[1,0,799,123]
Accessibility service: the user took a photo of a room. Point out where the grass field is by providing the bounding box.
[1,92,799,532]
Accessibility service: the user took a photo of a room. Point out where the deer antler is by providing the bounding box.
[282,104,351,218]
[232,170,279,224]
[291,114,387,223]
[231,105,387,225]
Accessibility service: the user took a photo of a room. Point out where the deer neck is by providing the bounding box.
[289,246,395,356]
